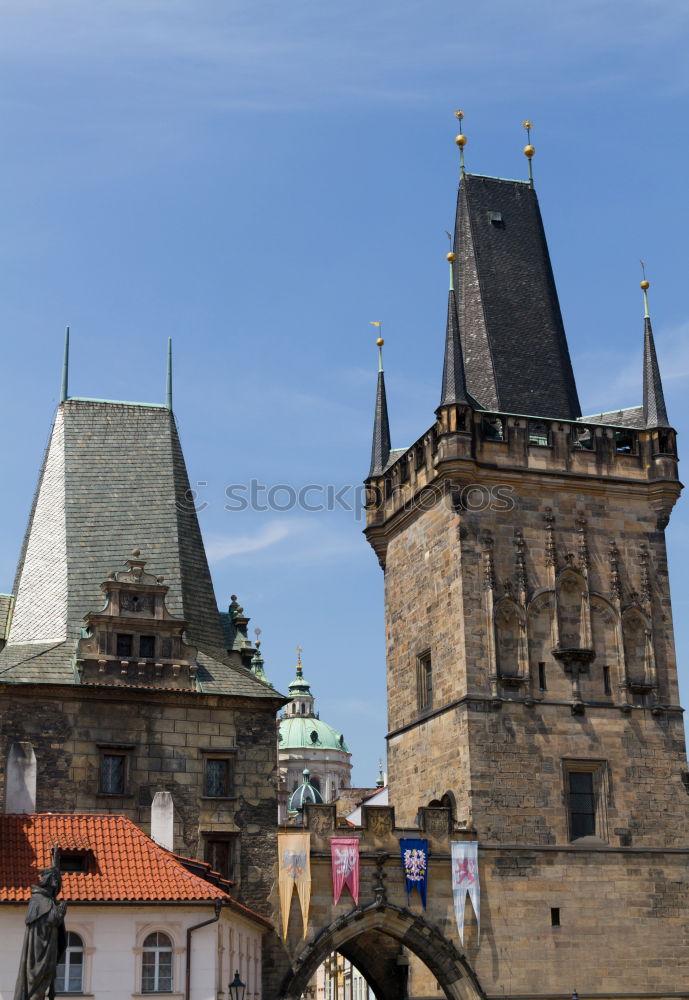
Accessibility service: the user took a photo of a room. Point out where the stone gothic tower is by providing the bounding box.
[365,165,688,853]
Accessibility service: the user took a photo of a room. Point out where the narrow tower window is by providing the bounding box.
[417,652,433,712]
[551,907,560,927]
[603,666,612,696]
[538,662,547,691]
[567,771,596,839]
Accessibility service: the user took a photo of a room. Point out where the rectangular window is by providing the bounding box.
[603,665,612,696]
[568,771,596,839]
[100,753,126,794]
[116,633,133,657]
[139,635,156,658]
[205,836,237,881]
[550,907,560,927]
[204,757,232,797]
[538,662,546,691]
[417,652,433,712]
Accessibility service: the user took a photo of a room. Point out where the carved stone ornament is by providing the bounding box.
[371,852,388,907]
[481,534,496,591]
[608,541,622,601]
[419,807,452,837]
[363,806,394,838]
[305,804,335,837]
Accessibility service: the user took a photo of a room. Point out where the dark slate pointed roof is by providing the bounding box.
[452,174,581,419]
[440,287,478,408]
[643,315,670,428]
[369,370,391,477]
[0,399,281,700]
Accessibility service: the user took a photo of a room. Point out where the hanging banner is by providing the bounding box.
[331,837,360,905]
[278,832,311,939]
[399,838,429,908]
[451,841,480,944]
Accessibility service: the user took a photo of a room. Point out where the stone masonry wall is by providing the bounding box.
[385,473,689,838]
[0,684,279,921]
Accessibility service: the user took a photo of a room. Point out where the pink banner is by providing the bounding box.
[331,837,360,905]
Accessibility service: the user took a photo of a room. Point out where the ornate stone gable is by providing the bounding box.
[76,550,198,689]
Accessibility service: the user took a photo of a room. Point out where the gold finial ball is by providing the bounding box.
[455,133,467,147]
[522,120,533,131]
[640,279,650,290]
[454,109,464,121]
[523,144,535,158]
[376,337,384,348]
[446,252,456,262]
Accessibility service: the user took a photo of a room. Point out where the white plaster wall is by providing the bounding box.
[0,903,264,1000]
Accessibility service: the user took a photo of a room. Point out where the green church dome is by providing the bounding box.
[279,715,350,753]
[288,769,324,812]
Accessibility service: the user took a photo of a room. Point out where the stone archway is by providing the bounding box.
[279,901,484,1000]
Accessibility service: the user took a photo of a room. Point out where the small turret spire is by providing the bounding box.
[368,325,391,477]
[249,628,271,685]
[375,759,384,789]
[440,250,473,408]
[454,109,467,176]
[166,338,173,410]
[522,120,535,185]
[60,327,70,403]
[640,269,670,428]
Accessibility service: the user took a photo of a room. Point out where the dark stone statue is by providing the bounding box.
[14,863,67,1000]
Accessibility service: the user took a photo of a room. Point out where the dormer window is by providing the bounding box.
[59,851,91,873]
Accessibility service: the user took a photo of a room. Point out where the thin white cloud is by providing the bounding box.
[206,521,293,560]
[206,517,361,566]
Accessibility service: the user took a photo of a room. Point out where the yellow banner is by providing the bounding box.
[278,832,311,939]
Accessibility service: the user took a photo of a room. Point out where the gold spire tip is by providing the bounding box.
[640,279,650,291]
[376,337,384,347]
[455,133,467,147]
[454,109,464,121]
[446,251,456,262]
[522,119,535,159]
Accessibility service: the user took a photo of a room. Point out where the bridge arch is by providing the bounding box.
[279,902,484,1000]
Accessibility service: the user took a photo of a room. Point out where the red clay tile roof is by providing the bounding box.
[1,814,231,905]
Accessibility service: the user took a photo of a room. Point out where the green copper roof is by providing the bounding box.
[288,769,324,812]
[279,715,349,752]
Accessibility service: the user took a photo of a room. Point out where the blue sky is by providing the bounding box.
[1,0,689,784]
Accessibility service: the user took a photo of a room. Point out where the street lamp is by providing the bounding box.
[228,970,246,1000]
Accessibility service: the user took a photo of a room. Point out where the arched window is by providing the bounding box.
[142,932,173,993]
[55,932,84,993]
